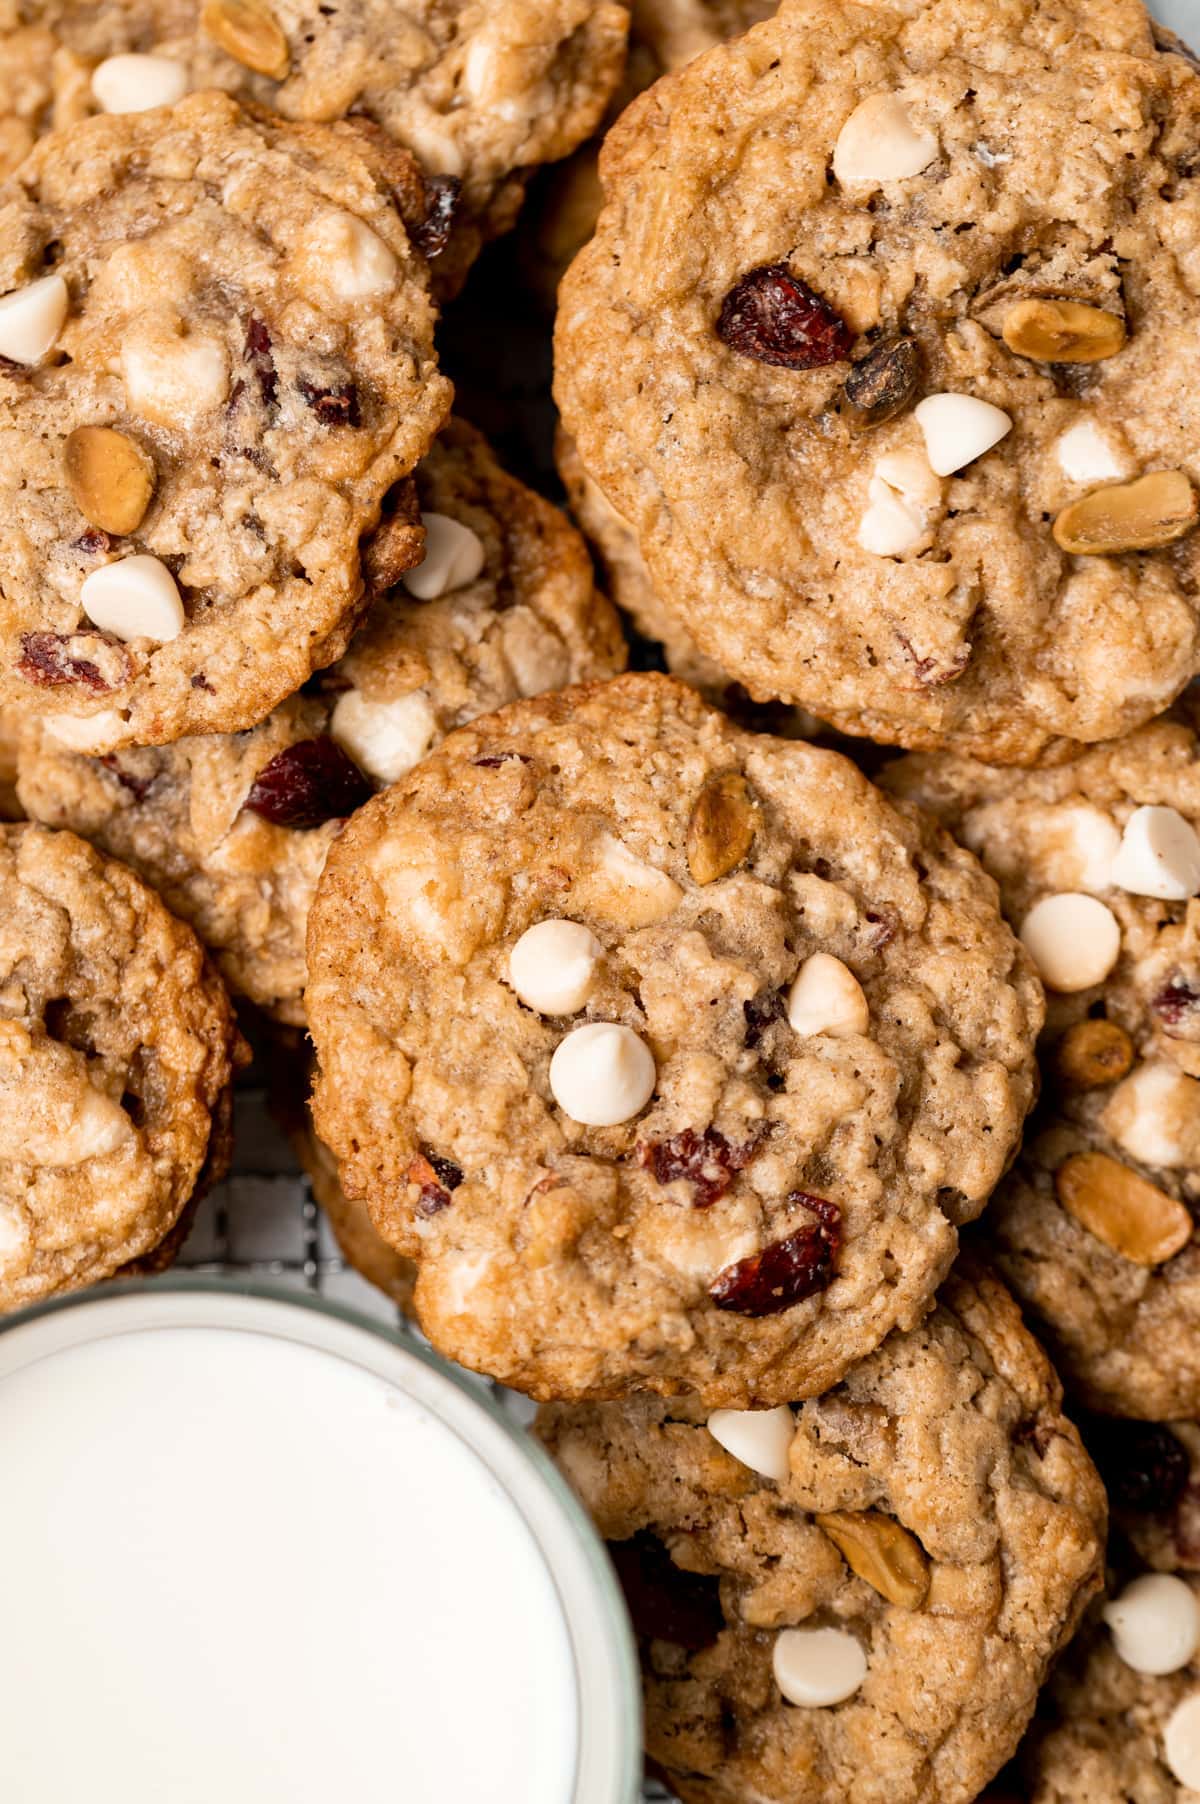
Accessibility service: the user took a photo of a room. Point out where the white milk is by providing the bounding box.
[0,1317,584,1804]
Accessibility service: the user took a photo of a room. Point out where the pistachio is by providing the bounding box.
[815,1509,930,1610]
[63,426,155,536]
[842,336,922,427]
[1053,471,1198,555]
[1054,1151,1192,1266]
[1002,298,1126,364]
[686,773,756,885]
[1054,1019,1135,1090]
[200,0,290,77]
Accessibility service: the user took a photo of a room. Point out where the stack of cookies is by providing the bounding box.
[1,1,1199,1799]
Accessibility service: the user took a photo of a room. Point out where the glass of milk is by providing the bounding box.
[0,1280,642,1804]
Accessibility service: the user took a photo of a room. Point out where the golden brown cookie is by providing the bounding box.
[538,1265,1105,1804]
[556,0,1200,762]
[0,822,244,1312]
[307,672,1042,1404]
[0,92,451,749]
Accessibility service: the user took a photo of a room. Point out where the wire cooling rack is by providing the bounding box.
[181,1084,672,1804]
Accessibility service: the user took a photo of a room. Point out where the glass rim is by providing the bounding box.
[0,1273,643,1804]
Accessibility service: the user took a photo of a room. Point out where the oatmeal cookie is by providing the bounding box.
[886,707,1200,1416]
[555,0,1200,763]
[306,672,1042,1404]
[16,421,625,1022]
[0,1,628,289]
[16,421,624,1019]
[537,1265,1105,1804]
[0,822,244,1311]
[0,92,451,750]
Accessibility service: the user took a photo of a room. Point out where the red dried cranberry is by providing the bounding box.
[710,1195,841,1315]
[743,991,784,1048]
[73,528,112,555]
[413,175,461,259]
[298,377,361,427]
[99,755,156,801]
[244,737,372,830]
[16,631,128,693]
[1084,1416,1190,1515]
[716,264,853,370]
[243,316,278,417]
[637,1127,759,1208]
[407,1151,462,1218]
[607,1533,724,1651]
[1154,978,1200,1030]
[897,634,971,687]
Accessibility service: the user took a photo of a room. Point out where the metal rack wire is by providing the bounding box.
[181,1084,672,1804]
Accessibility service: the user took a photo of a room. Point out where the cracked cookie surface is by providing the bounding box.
[887,707,1200,1417]
[0,821,243,1311]
[537,1265,1105,1804]
[0,0,628,290]
[0,91,451,749]
[307,672,1041,1403]
[555,0,1200,762]
[16,420,625,1023]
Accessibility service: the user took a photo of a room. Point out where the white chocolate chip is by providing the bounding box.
[91,52,188,113]
[874,449,942,510]
[0,273,68,366]
[1054,419,1130,486]
[1104,1575,1200,1675]
[330,687,435,785]
[1111,805,1200,902]
[1020,892,1121,993]
[302,211,397,301]
[0,1203,29,1273]
[43,709,126,752]
[80,555,184,643]
[787,953,869,1038]
[122,327,229,428]
[1102,1062,1200,1171]
[509,920,603,1016]
[858,448,941,556]
[1165,1693,1200,1789]
[707,1406,795,1483]
[0,1077,132,1166]
[403,512,486,601]
[549,1022,656,1127]
[857,481,926,557]
[571,833,684,929]
[773,1627,867,1707]
[833,93,938,188]
[915,393,1013,476]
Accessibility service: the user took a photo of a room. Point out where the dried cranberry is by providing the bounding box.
[243,316,278,417]
[298,377,361,428]
[710,1196,841,1316]
[897,634,971,687]
[73,528,112,556]
[637,1127,759,1208]
[1154,978,1200,1029]
[99,755,156,801]
[16,631,129,693]
[414,174,461,259]
[425,1150,463,1193]
[716,264,853,371]
[607,1533,724,1651]
[743,991,784,1048]
[1084,1417,1191,1515]
[244,737,372,830]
